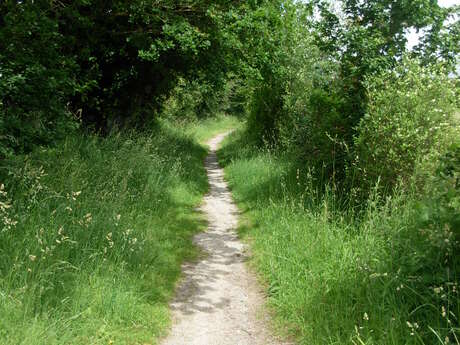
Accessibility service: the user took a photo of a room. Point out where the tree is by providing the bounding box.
[0,0,252,153]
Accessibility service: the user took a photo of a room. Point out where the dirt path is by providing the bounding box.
[161,133,287,345]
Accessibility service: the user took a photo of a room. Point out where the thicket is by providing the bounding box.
[219,45,459,345]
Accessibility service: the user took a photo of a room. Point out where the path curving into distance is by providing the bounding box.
[161,133,288,345]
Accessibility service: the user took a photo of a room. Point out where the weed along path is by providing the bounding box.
[161,133,286,345]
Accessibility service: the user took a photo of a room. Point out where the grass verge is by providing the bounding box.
[0,116,238,345]
[183,115,242,145]
[219,128,459,345]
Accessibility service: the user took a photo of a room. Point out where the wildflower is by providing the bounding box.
[442,306,446,318]
[363,312,369,321]
[29,255,37,261]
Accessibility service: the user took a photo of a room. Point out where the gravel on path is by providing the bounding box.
[160,132,289,345]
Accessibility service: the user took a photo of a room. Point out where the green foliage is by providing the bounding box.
[0,0,250,153]
[282,85,350,179]
[0,118,239,344]
[216,0,301,142]
[237,0,458,181]
[277,0,459,184]
[221,2,460,339]
[418,141,460,246]
[0,1,80,154]
[159,77,233,122]
[413,5,460,70]
[314,0,452,123]
[352,58,459,194]
[219,128,460,345]
[0,0,459,342]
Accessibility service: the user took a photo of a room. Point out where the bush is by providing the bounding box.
[274,37,353,182]
[351,58,459,195]
[284,87,349,180]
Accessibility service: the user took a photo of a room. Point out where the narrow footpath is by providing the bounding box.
[161,133,287,345]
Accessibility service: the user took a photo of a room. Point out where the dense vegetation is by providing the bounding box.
[218,1,459,344]
[217,2,460,342]
[1,0,459,344]
[0,0,245,153]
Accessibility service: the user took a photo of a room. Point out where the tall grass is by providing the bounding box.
[0,116,237,345]
[183,115,242,145]
[219,129,459,345]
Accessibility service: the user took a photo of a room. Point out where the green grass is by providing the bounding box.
[0,116,238,345]
[183,115,242,144]
[219,128,459,345]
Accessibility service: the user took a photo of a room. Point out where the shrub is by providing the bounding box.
[286,87,349,179]
[352,58,459,195]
